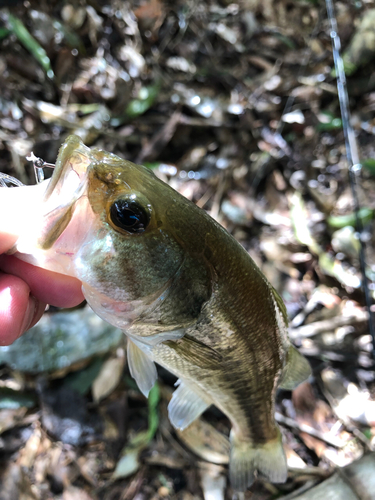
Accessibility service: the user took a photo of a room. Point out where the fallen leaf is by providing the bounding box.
[92,356,125,403]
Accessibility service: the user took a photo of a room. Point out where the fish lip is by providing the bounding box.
[44,135,92,202]
[36,135,93,249]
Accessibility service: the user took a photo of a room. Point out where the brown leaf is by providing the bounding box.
[92,355,125,403]
[134,0,165,35]
[0,408,27,435]
[63,486,95,500]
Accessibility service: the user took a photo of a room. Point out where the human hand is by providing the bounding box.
[0,233,84,346]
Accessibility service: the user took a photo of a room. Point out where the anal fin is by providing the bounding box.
[229,427,287,491]
[279,345,311,391]
[127,337,157,398]
[168,380,210,430]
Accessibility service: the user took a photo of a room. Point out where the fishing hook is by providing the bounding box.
[26,152,55,184]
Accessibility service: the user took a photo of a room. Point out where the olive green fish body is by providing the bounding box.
[10,136,311,491]
[127,215,292,489]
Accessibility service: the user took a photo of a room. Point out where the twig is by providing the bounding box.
[136,109,181,164]
[289,309,369,340]
[209,172,227,221]
[288,466,331,478]
[196,186,214,209]
[277,480,320,500]
[275,412,344,448]
[316,378,375,452]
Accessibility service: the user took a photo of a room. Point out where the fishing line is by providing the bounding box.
[325,0,375,362]
[0,154,55,187]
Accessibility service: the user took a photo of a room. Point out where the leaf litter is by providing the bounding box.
[1,0,375,498]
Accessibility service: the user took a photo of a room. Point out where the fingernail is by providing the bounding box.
[20,295,38,335]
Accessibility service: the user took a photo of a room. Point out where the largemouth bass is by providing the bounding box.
[3,135,311,490]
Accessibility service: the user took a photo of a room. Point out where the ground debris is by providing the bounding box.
[1,0,375,498]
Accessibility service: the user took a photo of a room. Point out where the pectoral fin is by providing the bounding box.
[127,337,157,397]
[165,335,222,369]
[279,345,311,390]
[129,328,185,347]
[168,380,211,430]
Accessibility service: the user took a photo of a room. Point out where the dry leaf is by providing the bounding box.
[176,418,230,465]
[0,408,27,434]
[92,356,125,403]
[134,0,165,35]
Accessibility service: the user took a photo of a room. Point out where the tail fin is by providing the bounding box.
[229,427,287,491]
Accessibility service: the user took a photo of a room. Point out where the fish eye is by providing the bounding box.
[109,198,150,234]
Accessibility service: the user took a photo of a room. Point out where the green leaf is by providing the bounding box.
[342,58,357,76]
[318,251,361,288]
[130,384,160,447]
[143,162,161,170]
[63,357,104,395]
[317,111,342,131]
[290,195,363,288]
[110,84,160,126]
[123,375,140,391]
[273,32,296,50]
[290,192,314,247]
[0,28,10,41]
[125,84,160,119]
[68,103,102,115]
[362,158,375,176]
[6,13,54,79]
[327,207,373,229]
[363,428,373,440]
[0,387,36,409]
[52,20,85,54]
[112,383,160,480]
[146,384,160,440]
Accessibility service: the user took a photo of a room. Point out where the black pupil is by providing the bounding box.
[110,199,149,233]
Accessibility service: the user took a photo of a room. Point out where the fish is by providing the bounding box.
[3,135,311,490]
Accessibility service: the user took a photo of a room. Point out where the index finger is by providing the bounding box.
[0,255,85,308]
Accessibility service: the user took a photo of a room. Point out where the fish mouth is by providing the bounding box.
[14,135,95,261]
[44,135,92,205]
[36,135,94,250]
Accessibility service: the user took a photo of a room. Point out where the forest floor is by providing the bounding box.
[1,0,375,499]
